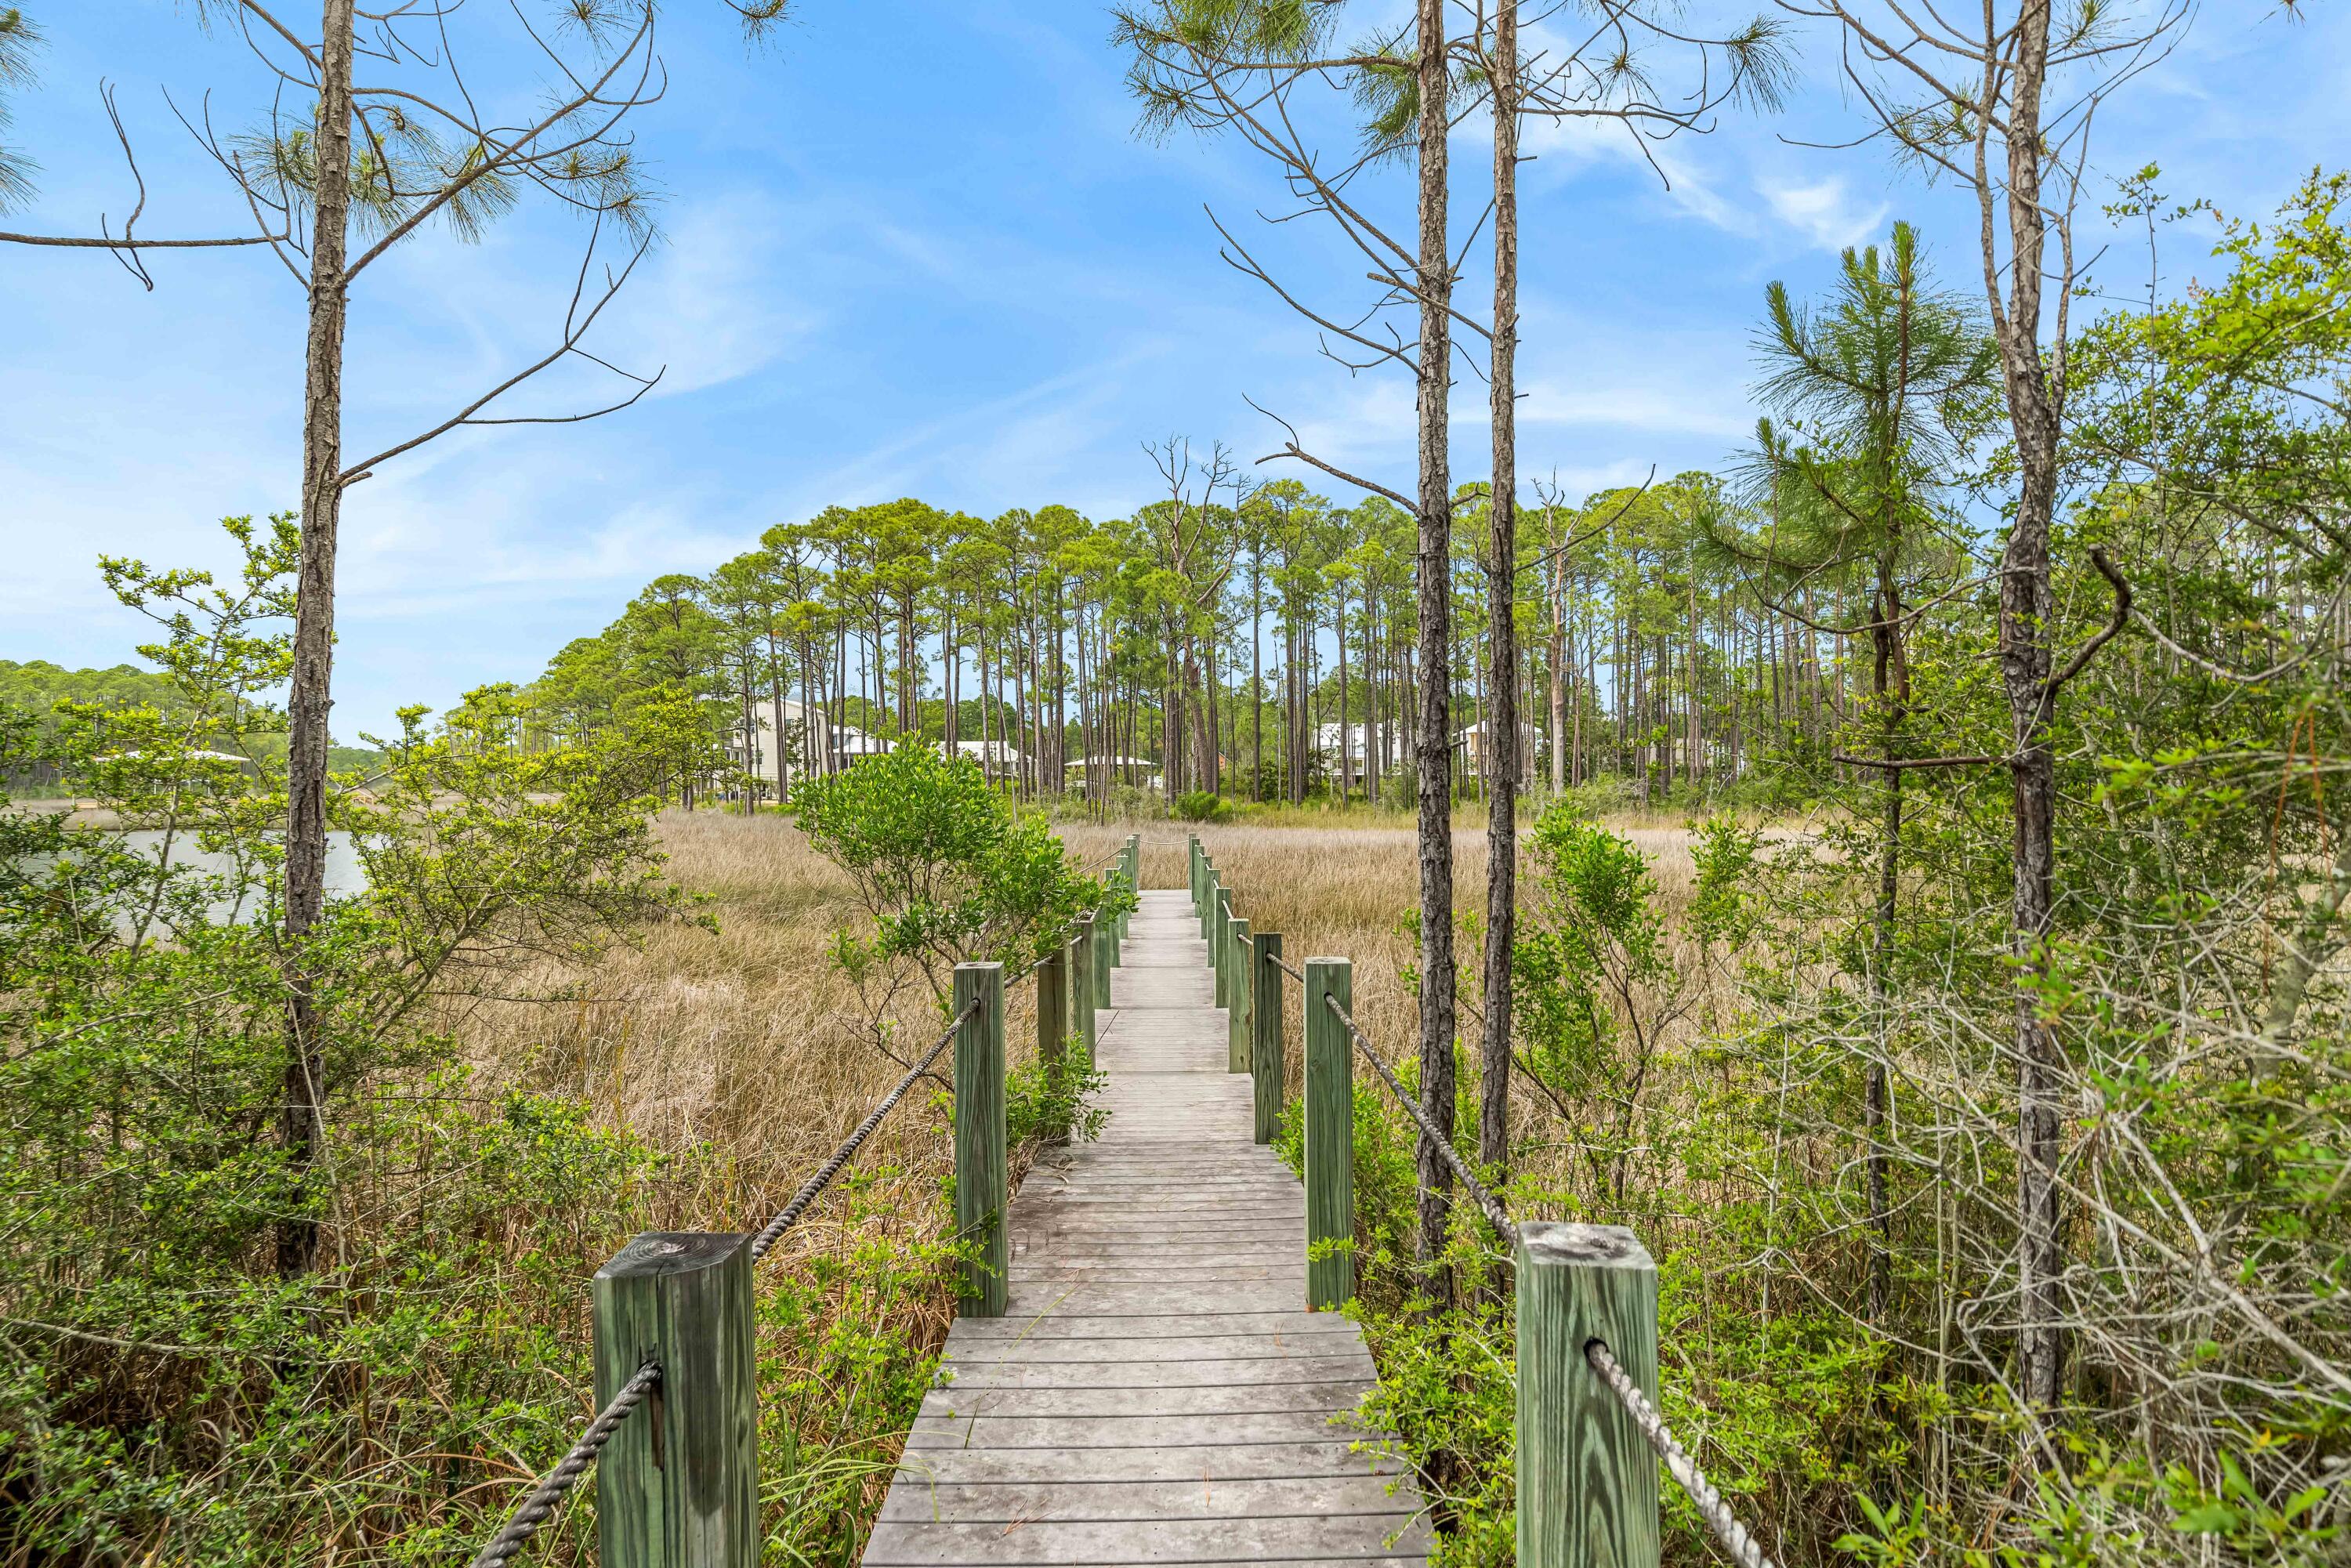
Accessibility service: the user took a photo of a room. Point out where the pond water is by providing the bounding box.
[39,829,370,927]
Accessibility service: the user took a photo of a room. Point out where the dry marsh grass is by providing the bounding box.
[440,806,1719,1553]
[1065,814,1715,1179]
[469,809,1083,1230]
[447,809,1089,1550]
[465,805,1711,1240]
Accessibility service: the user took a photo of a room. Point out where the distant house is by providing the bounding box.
[1312,722,1369,760]
[1454,720,1493,773]
[1065,755,1162,791]
[1312,723,1381,792]
[729,701,890,792]
[1451,719,1536,777]
[940,738,1025,780]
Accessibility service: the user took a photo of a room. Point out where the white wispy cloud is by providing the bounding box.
[1757,175,1889,252]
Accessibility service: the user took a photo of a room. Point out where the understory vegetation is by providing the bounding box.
[1,0,2341,1555]
[0,529,1113,1563]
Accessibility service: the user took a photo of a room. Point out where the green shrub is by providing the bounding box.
[1172,788,1234,823]
[791,744,1112,984]
[1008,1037,1110,1147]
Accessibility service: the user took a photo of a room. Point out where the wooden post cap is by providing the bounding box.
[1515,1221,1661,1568]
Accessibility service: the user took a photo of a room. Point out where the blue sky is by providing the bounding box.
[5,0,2346,741]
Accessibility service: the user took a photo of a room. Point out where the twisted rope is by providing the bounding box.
[747,994,974,1262]
[1230,927,1306,983]
[468,1360,659,1568]
[1585,1339,1778,1568]
[1218,880,1770,1566]
[1320,993,1519,1244]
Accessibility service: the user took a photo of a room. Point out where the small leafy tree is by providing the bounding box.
[0,521,690,1555]
[791,746,1110,999]
[1516,802,1689,1201]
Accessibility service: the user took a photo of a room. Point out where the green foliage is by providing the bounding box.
[1525,806,1667,974]
[1173,788,1234,822]
[792,744,1110,987]
[0,520,696,1560]
[753,1171,965,1568]
[1007,1038,1110,1149]
[1687,811,1766,950]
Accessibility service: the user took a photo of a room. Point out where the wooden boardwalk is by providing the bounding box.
[863,889,1429,1568]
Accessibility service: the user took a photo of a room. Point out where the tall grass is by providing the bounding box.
[441,807,1710,1565]
[445,809,1084,1564]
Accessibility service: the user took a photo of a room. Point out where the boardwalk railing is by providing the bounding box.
[1188,834,1779,1568]
[466,835,1142,1568]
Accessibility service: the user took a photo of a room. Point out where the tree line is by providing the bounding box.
[519,458,1911,818]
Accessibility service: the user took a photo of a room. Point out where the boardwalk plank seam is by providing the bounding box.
[862,889,1426,1568]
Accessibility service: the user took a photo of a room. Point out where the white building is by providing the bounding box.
[729,701,891,792]
[939,737,1025,770]
[1065,755,1162,791]
[1312,722,1370,760]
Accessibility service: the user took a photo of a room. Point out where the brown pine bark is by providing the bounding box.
[278,0,358,1279]
[1994,0,2067,1412]
[1411,0,1458,1298]
[1478,0,1519,1182]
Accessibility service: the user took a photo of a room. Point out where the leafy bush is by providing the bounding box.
[791,744,1110,987]
[1172,788,1234,823]
[0,520,705,1560]
[1007,1038,1110,1147]
[1378,767,1417,813]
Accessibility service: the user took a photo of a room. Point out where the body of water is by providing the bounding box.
[25,829,370,929]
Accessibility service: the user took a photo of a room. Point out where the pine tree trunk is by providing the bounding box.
[1998,0,2067,1413]
[278,0,359,1279]
[1412,0,1458,1301]
[1480,0,1519,1183]
[1252,562,1264,800]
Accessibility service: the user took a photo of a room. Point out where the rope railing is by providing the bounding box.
[1319,990,1519,1246]
[747,994,976,1262]
[744,932,1089,1262]
[1233,925,1306,983]
[458,828,1152,1568]
[468,1360,660,1568]
[1587,1339,1781,1568]
[1193,831,1778,1568]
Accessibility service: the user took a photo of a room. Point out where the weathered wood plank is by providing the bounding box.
[942,1342,1363,1366]
[862,1515,1430,1566]
[944,1313,1358,1341]
[904,1411,1370,1448]
[860,888,1423,1568]
[917,1382,1371,1418]
[935,1354,1373,1387]
[889,1441,1407,1486]
[878,1473,1415,1523]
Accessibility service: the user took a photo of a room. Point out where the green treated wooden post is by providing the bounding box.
[954,962,1008,1316]
[1189,837,1201,917]
[1073,917,1097,1055]
[593,1233,759,1568]
[1099,862,1117,960]
[1213,886,1233,1008]
[1303,957,1354,1310]
[1516,1222,1660,1568]
[1227,915,1251,1072]
[1121,834,1139,939]
[1252,932,1284,1144]
[1208,883,1223,1000]
[1117,840,1132,947]
[1093,900,1114,1008]
[1037,945,1068,1095]
[1201,864,1216,939]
